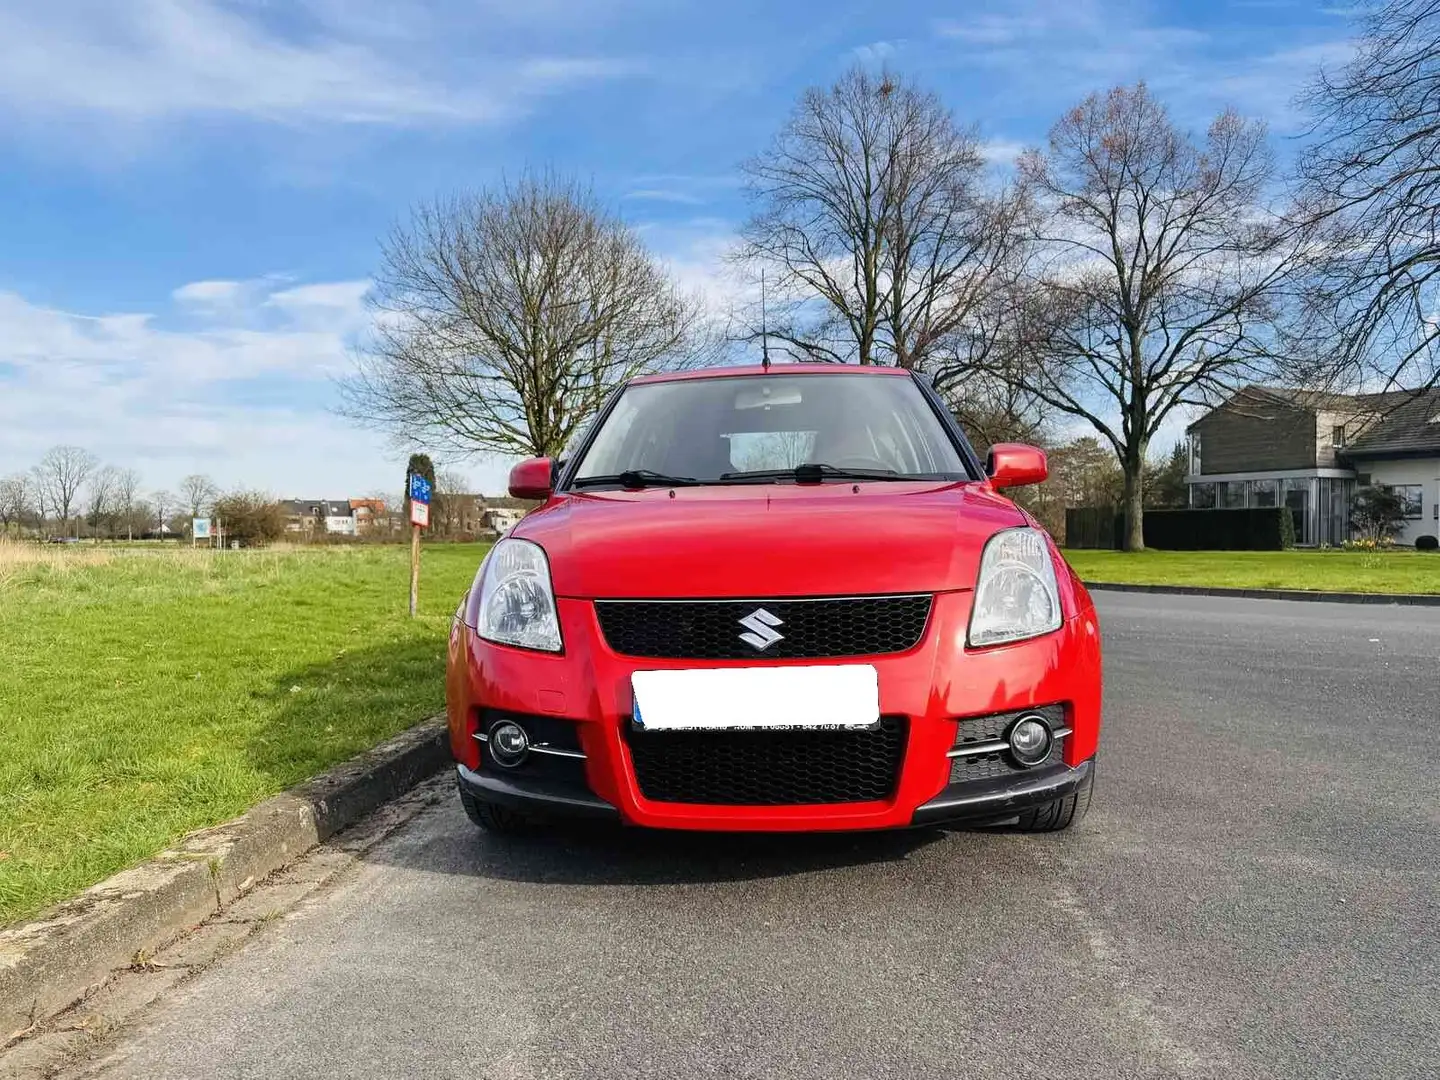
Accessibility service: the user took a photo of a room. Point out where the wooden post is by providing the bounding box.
[409,522,420,617]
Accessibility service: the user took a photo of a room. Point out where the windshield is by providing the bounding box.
[570,373,971,485]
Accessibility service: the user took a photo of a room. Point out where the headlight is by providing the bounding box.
[475,539,563,652]
[967,527,1063,648]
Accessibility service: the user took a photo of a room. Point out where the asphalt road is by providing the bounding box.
[74,593,1440,1080]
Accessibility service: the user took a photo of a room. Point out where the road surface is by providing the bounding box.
[71,593,1440,1080]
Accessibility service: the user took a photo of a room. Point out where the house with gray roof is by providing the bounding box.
[1186,386,1440,545]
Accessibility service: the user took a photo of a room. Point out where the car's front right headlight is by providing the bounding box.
[967,527,1063,648]
[475,538,563,652]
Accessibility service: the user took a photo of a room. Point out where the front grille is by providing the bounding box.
[949,706,1066,784]
[595,595,932,660]
[625,718,907,805]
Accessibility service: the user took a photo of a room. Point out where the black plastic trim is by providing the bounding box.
[457,764,619,819]
[911,758,1093,825]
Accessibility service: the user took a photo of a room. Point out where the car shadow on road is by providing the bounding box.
[365,809,961,886]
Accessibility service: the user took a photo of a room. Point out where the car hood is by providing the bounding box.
[514,481,1029,599]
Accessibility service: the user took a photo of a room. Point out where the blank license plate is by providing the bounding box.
[630,665,879,731]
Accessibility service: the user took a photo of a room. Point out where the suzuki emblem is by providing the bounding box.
[738,608,785,651]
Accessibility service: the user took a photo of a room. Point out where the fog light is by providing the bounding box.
[488,720,529,767]
[1008,716,1052,767]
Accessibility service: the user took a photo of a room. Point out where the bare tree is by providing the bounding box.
[431,469,471,537]
[1288,0,1440,391]
[85,466,119,539]
[112,467,142,540]
[344,174,707,459]
[997,84,1302,550]
[150,490,176,536]
[0,474,33,535]
[737,65,1031,386]
[32,446,98,538]
[179,474,218,522]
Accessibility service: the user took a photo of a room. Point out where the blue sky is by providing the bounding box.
[0,0,1359,498]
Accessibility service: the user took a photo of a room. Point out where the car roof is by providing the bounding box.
[629,363,911,385]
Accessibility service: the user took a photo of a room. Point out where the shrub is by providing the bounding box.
[1142,508,1294,550]
[1351,485,1407,543]
[1417,535,1439,551]
[211,491,287,547]
[1063,507,1294,550]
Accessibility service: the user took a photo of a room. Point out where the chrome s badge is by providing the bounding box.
[738,608,785,651]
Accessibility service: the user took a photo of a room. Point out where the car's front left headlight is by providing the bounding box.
[967,527,1063,648]
[475,538,563,652]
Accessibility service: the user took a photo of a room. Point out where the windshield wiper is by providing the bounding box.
[571,469,702,489]
[719,464,906,484]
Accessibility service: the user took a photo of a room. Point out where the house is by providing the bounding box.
[433,494,535,538]
[1186,386,1440,545]
[348,498,387,533]
[280,499,358,536]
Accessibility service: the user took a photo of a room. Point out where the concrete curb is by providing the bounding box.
[0,716,450,1043]
[1084,581,1440,606]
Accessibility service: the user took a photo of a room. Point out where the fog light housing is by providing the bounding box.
[1008,716,1052,767]
[488,720,530,767]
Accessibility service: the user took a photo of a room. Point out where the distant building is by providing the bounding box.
[280,499,358,536]
[435,494,536,538]
[349,498,387,533]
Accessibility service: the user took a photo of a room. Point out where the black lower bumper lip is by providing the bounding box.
[911,758,1094,826]
[456,764,620,820]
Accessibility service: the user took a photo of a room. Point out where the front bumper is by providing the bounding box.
[457,758,1094,829]
[446,588,1102,833]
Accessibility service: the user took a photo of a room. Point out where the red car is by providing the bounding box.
[446,364,1101,834]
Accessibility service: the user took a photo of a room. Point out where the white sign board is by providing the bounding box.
[409,500,430,528]
[192,517,212,539]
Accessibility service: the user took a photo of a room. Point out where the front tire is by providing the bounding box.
[458,784,544,835]
[1013,764,1093,833]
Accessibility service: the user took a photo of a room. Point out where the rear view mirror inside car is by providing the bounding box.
[734,383,804,410]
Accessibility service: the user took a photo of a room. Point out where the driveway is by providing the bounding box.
[69,593,1440,1080]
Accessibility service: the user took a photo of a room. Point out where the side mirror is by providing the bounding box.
[508,457,554,501]
[986,443,1048,488]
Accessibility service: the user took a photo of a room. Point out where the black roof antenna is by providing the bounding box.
[760,268,771,371]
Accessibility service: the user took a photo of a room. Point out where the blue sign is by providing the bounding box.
[408,473,432,505]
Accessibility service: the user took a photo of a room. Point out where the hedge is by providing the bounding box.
[1064,507,1295,550]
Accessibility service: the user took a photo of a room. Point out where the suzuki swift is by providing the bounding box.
[446,364,1101,834]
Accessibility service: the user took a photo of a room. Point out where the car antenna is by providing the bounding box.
[760,268,771,372]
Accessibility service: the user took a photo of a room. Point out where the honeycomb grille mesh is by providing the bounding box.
[595,595,932,660]
[625,718,907,805]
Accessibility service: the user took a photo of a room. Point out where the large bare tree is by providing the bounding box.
[1288,0,1440,391]
[736,66,1041,454]
[179,474,218,521]
[738,66,1030,384]
[32,445,98,538]
[344,174,706,459]
[998,84,1302,550]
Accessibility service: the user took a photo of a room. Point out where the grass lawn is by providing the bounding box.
[0,541,489,927]
[1062,547,1440,594]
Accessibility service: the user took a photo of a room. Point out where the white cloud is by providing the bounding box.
[932,0,1352,131]
[0,279,462,496]
[852,41,899,64]
[0,0,643,127]
[980,139,1026,166]
[172,280,244,305]
[623,189,707,205]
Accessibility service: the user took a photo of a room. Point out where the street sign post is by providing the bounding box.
[407,472,432,617]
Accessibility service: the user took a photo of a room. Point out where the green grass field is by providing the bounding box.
[1062,548,1440,594]
[0,542,489,927]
